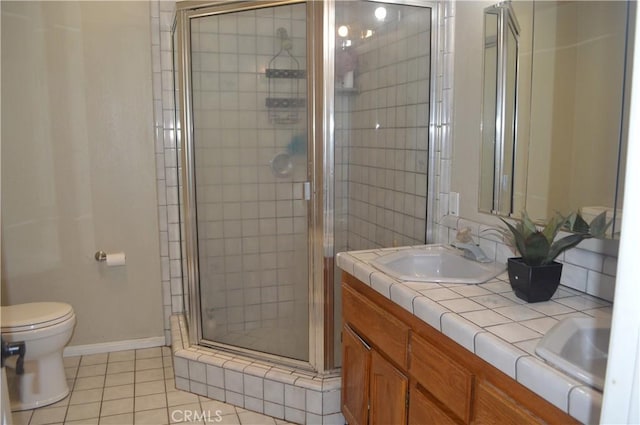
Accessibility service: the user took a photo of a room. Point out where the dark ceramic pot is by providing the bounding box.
[507,257,563,303]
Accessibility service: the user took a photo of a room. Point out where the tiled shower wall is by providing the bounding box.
[150,0,181,345]
[337,7,432,251]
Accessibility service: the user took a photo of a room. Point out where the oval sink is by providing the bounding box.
[370,244,505,284]
[536,317,610,391]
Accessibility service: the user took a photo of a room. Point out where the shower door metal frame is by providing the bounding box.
[175,0,331,372]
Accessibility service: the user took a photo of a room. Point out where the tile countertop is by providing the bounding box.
[336,246,613,425]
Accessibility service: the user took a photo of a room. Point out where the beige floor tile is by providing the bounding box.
[66,418,98,425]
[63,356,81,368]
[135,393,167,411]
[238,411,277,425]
[65,401,101,421]
[136,347,163,359]
[98,412,134,424]
[47,394,71,408]
[135,380,166,397]
[73,376,106,391]
[102,383,135,401]
[108,350,136,363]
[136,357,164,371]
[76,364,107,378]
[29,405,67,425]
[168,403,203,424]
[100,397,134,417]
[81,353,109,366]
[105,372,134,387]
[107,360,135,375]
[167,390,200,407]
[70,388,103,405]
[200,399,238,417]
[136,368,165,383]
[164,366,174,379]
[218,413,241,425]
[134,408,169,425]
[9,410,32,425]
[65,367,78,380]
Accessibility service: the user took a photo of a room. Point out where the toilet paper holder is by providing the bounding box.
[94,251,108,262]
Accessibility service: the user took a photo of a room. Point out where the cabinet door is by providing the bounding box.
[342,325,371,425]
[370,350,408,425]
[473,380,543,425]
[409,382,459,425]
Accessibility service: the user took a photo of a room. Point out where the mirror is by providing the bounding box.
[480,3,520,216]
[479,1,631,238]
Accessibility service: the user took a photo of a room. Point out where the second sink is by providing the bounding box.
[536,317,610,391]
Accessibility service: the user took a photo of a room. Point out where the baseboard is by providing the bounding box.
[63,336,166,357]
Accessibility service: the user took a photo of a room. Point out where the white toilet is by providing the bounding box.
[0,302,76,411]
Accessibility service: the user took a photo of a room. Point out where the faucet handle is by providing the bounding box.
[456,227,473,243]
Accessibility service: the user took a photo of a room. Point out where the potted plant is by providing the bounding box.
[497,210,610,302]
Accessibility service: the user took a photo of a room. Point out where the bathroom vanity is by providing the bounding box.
[338,247,609,424]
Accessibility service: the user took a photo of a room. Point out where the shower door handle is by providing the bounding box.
[302,181,311,201]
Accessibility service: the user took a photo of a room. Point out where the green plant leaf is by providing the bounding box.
[523,232,550,266]
[571,212,590,234]
[500,218,527,256]
[521,211,538,239]
[546,233,587,264]
[589,211,612,238]
[542,213,566,244]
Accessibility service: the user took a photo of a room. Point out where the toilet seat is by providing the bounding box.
[1,303,74,333]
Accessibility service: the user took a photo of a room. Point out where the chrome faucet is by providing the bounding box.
[451,242,492,263]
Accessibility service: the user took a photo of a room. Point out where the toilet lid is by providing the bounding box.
[1,302,74,332]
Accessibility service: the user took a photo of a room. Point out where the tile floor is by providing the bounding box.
[11,347,295,425]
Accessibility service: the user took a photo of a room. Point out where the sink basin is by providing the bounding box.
[536,317,610,390]
[370,244,505,284]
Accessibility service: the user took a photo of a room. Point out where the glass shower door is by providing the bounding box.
[188,3,309,362]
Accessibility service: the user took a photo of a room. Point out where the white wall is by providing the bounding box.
[1,1,164,346]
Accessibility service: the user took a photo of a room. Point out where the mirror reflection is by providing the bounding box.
[479,1,631,238]
[480,4,520,216]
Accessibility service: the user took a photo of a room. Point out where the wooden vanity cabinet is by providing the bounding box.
[342,283,410,425]
[341,272,578,425]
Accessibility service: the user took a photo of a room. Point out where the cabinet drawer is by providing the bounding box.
[343,283,410,369]
[474,380,543,425]
[409,382,459,425]
[410,333,473,423]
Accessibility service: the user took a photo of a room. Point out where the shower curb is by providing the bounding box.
[170,315,344,425]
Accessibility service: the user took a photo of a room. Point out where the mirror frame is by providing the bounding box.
[479,2,520,216]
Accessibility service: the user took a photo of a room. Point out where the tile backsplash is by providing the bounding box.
[435,215,618,302]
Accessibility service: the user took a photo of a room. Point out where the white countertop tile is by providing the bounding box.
[413,296,449,331]
[448,284,493,298]
[486,322,543,343]
[460,309,512,327]
[438,297,485,313]
[419,287,461,301]
[527,300,575,316]
[468,293,518,309]
[475,332,527,379]
[390,284,420,314]
[517,356,580,411]
[477,280,513,294]
[441,313,483,352]
[370,272,393,298]
[569,386,603,425]
[520,317,560,334]
[492,304,546,322]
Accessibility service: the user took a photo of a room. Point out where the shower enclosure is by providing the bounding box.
[174,0,434,373]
